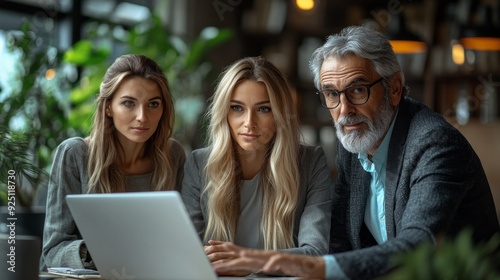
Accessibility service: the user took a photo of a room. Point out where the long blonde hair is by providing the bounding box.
[204,56,300,250]
[86,54,177,193]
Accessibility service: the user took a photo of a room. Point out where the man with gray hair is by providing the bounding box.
[212,25,499,279]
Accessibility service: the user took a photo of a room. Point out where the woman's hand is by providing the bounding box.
[204,240,252,276]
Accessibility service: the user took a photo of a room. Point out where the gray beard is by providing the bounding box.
[335,96,395,154]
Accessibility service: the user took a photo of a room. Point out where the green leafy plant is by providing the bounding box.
[63,39,111,135]
[0,21,76,208]
[0,128,47,207]
[382,229,500,280]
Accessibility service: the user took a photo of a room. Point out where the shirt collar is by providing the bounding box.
[358,109,399,170]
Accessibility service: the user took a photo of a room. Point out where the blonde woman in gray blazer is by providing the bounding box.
[181,57,332,276]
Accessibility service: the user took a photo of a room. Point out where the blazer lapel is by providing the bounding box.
[349,155,371,248]
[385,98,410,239]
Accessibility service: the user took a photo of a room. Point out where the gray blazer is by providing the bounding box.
[329,97,500,279]
[181,145,333,256]
[40,137,186,270]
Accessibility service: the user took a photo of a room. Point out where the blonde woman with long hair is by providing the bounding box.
[41,54,185,270]
[181,56,332,276]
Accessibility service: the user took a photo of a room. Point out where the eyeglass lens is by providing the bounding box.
[318,78,383,109]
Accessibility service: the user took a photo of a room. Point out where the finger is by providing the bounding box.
[207,251,238,263]
[207,241,245,256]
[208,240,225,246]
[220,242,245,255]
[203,245,212,254]
[205,244,235,255]
[205,243,226,254]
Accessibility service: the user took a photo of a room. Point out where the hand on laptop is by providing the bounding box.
[213,242,326,279]
[204,240,253,276]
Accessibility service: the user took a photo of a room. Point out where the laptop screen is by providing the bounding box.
[66,191,218,280]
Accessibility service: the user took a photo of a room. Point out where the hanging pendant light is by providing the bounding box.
[389,33,427,54]
[460,1,500,51]
[460,27,500,51]
[387,15,427,54]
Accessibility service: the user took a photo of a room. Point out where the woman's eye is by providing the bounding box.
[122,100,134,107]
[258,106,271,113]
[149,101,160,108]
[230,105,243,112]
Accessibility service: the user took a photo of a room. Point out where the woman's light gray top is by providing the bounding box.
[235,173,263,248]
[181,145,333,256]
[40,137,186,270]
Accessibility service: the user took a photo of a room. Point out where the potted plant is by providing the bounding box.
[0,21,76,242]
[0,128,48,239]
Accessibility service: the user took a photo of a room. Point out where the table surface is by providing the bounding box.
[39,272,302,280]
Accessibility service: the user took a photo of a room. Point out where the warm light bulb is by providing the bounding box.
[460,37,500,51]
[389,40,426,54]
[451,42,465,65]
[296,0,314,11]
[45,68,56,80]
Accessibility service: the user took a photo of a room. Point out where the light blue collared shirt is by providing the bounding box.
[324,112,398,280]
[358,113,396,244]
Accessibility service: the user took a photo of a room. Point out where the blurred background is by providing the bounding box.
[0,0,499,219]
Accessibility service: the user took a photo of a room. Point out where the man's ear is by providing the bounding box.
[389,73,403,107]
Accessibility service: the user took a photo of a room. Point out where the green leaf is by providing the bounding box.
[68,103,95,134]
[63,40,110,66]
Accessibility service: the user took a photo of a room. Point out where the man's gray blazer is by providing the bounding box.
[329,97,499,279]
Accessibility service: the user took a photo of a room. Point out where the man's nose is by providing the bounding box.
[338,93,355,116]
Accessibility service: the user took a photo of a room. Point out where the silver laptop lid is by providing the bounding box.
[66,191,217,280]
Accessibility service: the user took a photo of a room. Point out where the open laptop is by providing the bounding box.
[66,191,218,280]
[65,191,300,280]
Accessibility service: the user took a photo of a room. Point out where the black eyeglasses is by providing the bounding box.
[316,77,385,109]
